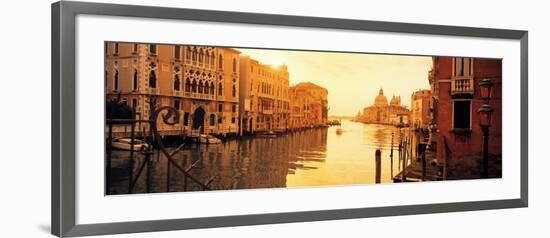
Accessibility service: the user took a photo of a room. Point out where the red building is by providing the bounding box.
[428,56,502,177]
[410,89,431,129]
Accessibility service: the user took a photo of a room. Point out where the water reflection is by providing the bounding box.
[108,120,405,194]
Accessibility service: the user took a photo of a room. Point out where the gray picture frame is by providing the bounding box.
[51,1,528,237]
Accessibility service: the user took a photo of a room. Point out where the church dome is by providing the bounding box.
[390,95,401,106]
[374,88,388,107]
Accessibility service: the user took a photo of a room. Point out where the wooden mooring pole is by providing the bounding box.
[398,137,402,173]
[390,132,394,178]
[375,149,381,184]
[401,137,409,182]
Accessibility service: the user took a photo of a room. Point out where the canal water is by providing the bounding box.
[108,120,407,194]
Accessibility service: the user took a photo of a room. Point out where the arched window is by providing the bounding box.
[192,48,197,61]
[218,82,223,96]
[114,70,119,90]
[149,44,156,55]
[149,70,156,88]
[218,54,223,70]
[210,114,215,126]
[209,82,214,95]
[198,81,203,94]
[191,79,197,92]
[199,49,204,64]
[205,52,210,66]
[174,45,181,59]
[232,58,237,73]
[232,85,236,97]
[186,47,191,60]
[204,82,209,95]
[210,52,215,67]
[173,75,180,91]
[113,43,119,55]
[185,78,191,92]
[132,69,138,91]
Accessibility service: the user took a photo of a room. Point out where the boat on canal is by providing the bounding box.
[198,134,222,144]
[259,130,278,138]
[111,137,151,151]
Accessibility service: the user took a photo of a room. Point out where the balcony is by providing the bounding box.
[451,77,474,96]
[147,88,160,95]
[173,91,184,97]
[262,109,273,115]
[183,92,215,100]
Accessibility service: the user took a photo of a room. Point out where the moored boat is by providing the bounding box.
[259,130,278,138]
[111,137,151,151]
[198,134,222,144]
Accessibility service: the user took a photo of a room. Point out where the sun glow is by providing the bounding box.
[238,48,432,117]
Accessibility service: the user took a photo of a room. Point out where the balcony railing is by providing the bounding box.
[262,109,273,115]
[451,77,474,95]
[148,88,160,95]
[173,91,184,97]
[182,91,215,100]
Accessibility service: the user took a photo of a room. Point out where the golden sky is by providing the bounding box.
[237,48,432,117]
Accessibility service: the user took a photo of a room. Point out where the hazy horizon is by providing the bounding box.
[238,48,432,117]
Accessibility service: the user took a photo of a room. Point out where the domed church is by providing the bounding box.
[374,88,389,107]
[358,88,410,125]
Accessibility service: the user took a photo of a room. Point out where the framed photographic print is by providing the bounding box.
[52,1,528,237]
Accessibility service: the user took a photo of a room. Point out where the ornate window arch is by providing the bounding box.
[173,75,180,91]
[209,82,214,95]
[114,70,119,90]
[185,78,191,92]
[132,69,138,91]
[204,81,210,95]
[186,47,191,60]
[149,70,157,88]
[218,82,223,96]
[191,79,197,92]
[198,80,204,94]
[210,52,215,67]
[218,54,223,69]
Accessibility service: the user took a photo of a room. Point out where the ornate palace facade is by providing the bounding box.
[105,42,241,136]
[106,42,330,137]
[239,56,290,133]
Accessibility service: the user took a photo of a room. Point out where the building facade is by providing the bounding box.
[428,56,502,169]
[239,56,290,133]
[288,83,328,129]
[358,88,409,126]
[410,89,432,129]
[105,42,241,137]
